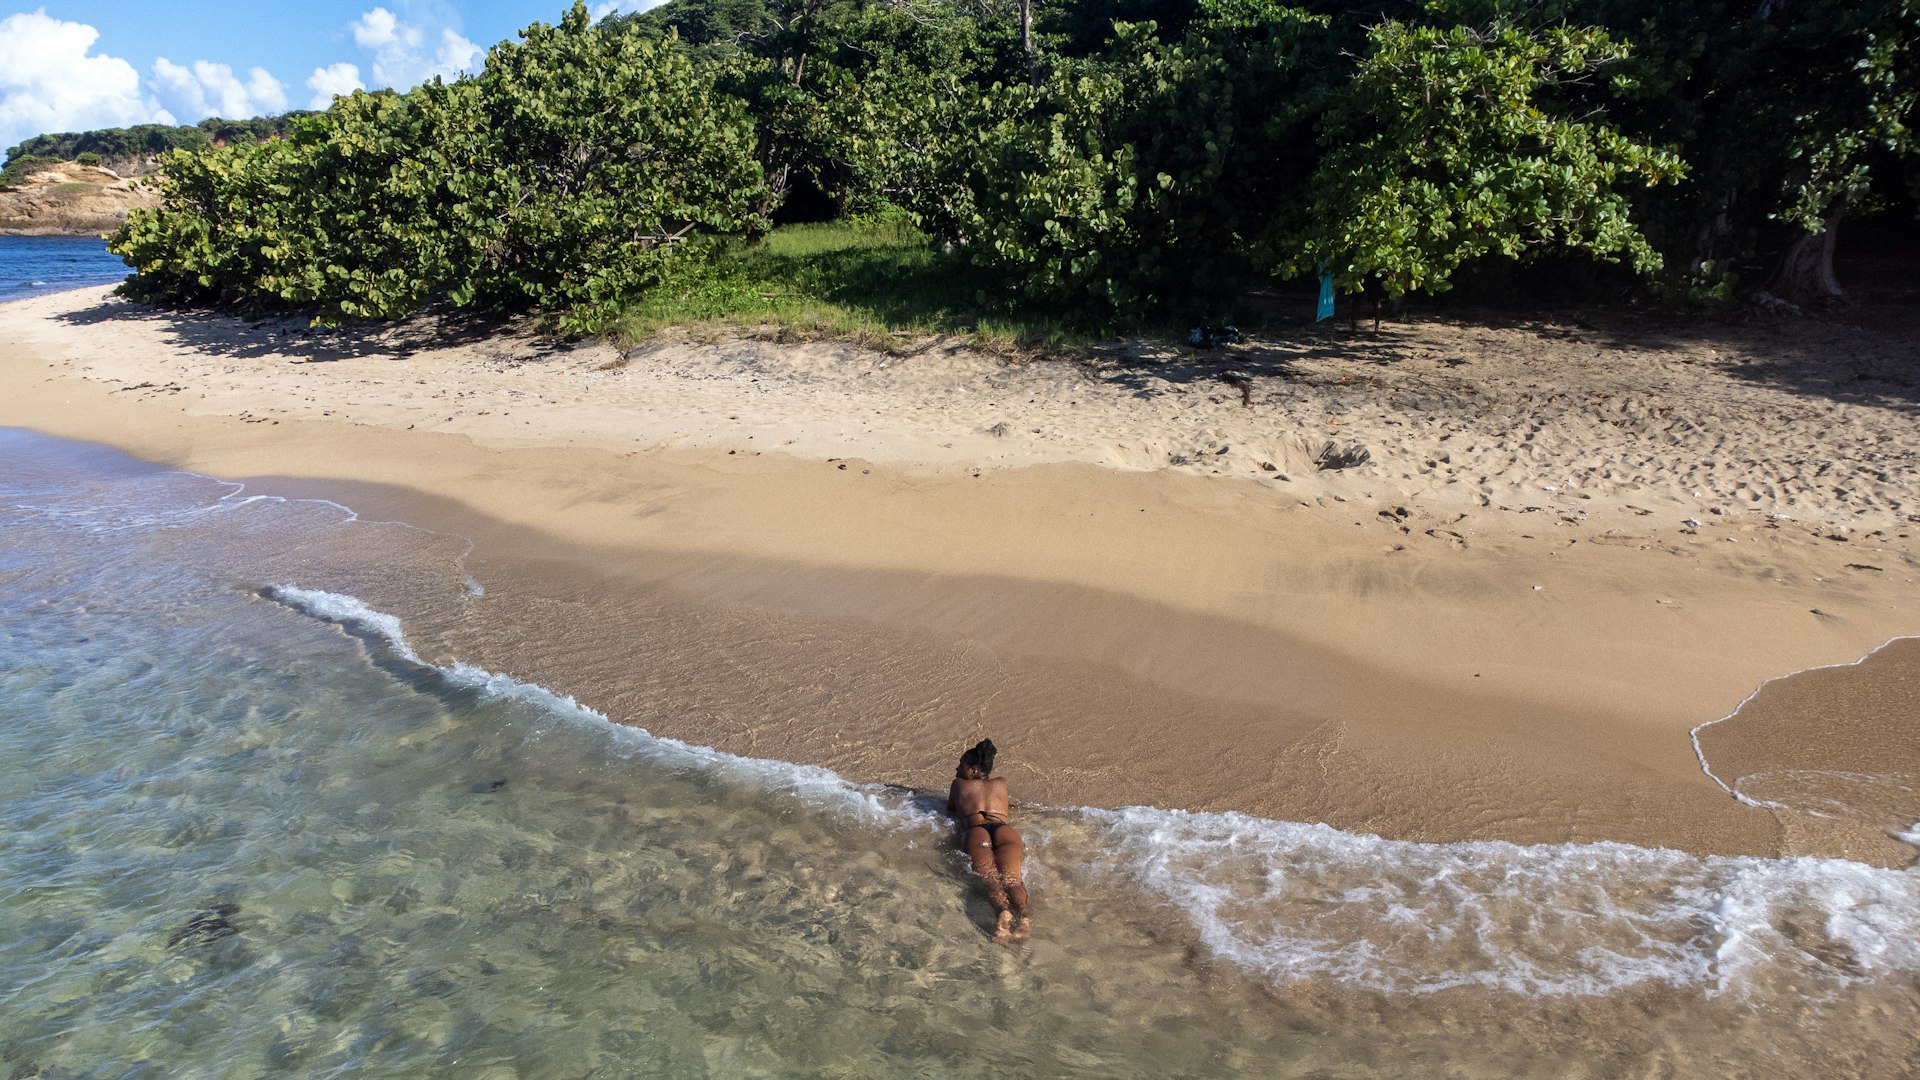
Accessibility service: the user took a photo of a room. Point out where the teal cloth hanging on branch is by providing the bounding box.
[1316,272,1336,322]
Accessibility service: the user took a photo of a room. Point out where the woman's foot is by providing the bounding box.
[993,910,1015,942]
[1010,917,1031,943]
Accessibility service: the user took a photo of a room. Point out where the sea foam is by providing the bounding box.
[1089,806,1920,997]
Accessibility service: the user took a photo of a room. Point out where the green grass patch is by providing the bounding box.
[610,219,1102,355]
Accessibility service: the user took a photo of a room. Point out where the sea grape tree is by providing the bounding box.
[1274,21,1686,300]
[1742,0,1916,304]
[111,128,321,311]
[1417,0,1918,304]
[944,15,1298,317]
[462,2,769,331]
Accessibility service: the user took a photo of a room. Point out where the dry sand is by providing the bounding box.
[3,285,1917,863]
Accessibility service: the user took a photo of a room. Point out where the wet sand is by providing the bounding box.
[2,286,1917,863]
[1693,636,1920,855]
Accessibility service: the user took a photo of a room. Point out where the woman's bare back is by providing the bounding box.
[948,776,1009,827]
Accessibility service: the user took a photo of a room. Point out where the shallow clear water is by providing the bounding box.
[2,428,1917,1077]
[0,236,124,304]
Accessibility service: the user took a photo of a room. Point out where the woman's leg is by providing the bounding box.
[991,826,1030,941]
[963,825,1011,936]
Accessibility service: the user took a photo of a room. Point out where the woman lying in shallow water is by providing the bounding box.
[947,738,1031,942]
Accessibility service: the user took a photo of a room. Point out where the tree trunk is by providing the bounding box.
[757,162,792,220]
[1768,209,1847,308]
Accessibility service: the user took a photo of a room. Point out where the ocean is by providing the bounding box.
[0,236,126,304]
[3,425,1919,1077]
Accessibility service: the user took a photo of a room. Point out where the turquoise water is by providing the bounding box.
[0,236,124,304]
[2,428,1918,1077]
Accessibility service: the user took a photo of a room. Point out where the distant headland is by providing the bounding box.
[0,161,158,237]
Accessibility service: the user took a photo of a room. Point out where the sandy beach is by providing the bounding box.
[4,284,1917,865]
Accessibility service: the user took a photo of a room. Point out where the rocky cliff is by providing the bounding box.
[0,164,160,236]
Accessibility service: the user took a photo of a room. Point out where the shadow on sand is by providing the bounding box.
[53,295,569,366]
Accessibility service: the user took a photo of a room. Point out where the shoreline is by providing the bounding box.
[0,226,115,237]
[4,285,1917,863]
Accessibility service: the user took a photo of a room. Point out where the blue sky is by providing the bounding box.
[1,1,662,155]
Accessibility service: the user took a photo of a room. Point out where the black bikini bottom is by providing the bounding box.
[964,820,1008,841]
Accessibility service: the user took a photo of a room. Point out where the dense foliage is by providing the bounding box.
[98,0,1915,330]
[1594,0,1920,300]
[943,22,1261,313]
[1275,22,1687,298]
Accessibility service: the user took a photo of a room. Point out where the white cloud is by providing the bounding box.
[351,7,402,49]
[0,10,172,155]
[150,58,288,122]
[306,62,365,110]
[347,6,481,90]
